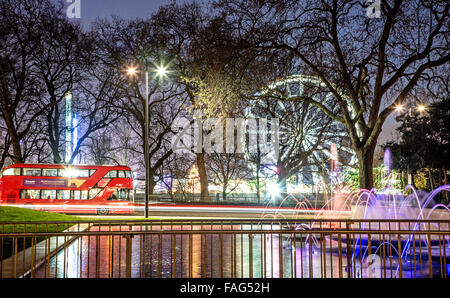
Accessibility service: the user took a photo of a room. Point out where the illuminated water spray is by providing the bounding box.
[383,148,392,174]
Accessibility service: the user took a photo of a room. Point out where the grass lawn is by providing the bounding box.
[0,206,81,234]
[0,206,218,260]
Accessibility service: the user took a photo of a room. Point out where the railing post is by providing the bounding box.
[346,222,352,278]
[397,233,403,278]
[13,237,17,278]
[124,234,134,278]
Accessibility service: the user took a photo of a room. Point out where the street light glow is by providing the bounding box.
[417,105,426,112]
[155,65,168,78]
[126,66,137,76]
[395,104,404,113]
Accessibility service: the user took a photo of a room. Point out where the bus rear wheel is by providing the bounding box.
[97,207,110,215]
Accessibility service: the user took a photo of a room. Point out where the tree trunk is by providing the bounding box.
[147,177,157,201]
[149,179,157,193]
[196,152,209,202]
[427,168,434,191]
[444,166,448,202]
[11,138,22,163]
[357,146,376,190]
[222,186,227,201]
[52,145,62,164]
[277,165,288,198]
[1,98,23,163]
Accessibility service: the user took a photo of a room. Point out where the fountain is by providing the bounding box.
[384,148,392,175]
[257,163,450,277]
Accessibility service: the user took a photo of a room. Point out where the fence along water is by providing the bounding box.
[0,219,448,278]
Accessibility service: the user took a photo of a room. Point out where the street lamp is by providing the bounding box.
[126,67,137,76]
[394,103,428,116]
[394,104,404,113]
[417,104,426,112]
[126,63,168,218]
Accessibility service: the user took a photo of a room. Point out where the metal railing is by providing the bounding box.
[0,219,449,278]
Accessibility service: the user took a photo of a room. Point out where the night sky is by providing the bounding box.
[65,0,397,145]
[72,0,182,27]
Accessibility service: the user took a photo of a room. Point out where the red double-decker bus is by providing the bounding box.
[0,164,135,215]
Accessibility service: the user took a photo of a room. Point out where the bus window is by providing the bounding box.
[89,169,97,176]
[41,190,57,200]
[42,169,58,177]
[60,168,90,178]
[105,170,117,178]
[73,190,81,200]
[23,168,41,176]
[3,168,21,176]
[77,169,90,177]
[125,171,132,178]
[118,171,126,178]
[21,189,41,199]
[89,188,101,199]
[108,189,131,201]
[117,189,127,200]
[57,190,71,200]
[73,190,88,200]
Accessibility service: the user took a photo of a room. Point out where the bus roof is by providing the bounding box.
[4,163,132,171]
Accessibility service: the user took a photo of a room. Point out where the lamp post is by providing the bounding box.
[127,64,167,218]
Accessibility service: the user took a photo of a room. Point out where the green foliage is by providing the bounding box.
[413,171,428,190]
[384,97,450,173]
[343,166,404,191]
[342,167,360,191]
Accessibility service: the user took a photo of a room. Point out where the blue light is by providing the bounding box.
[262,165,278,175]
[72,116,78,153]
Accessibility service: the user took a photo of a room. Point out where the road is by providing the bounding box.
[84,203,352,220]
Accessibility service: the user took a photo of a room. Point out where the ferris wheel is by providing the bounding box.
[245,75,355,184]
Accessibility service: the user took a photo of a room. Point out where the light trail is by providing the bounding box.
[2,203,351,215]
[135,204,351,215]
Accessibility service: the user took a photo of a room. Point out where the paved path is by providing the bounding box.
[0,223,90,278]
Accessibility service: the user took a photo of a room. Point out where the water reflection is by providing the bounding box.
[34,225,444,278]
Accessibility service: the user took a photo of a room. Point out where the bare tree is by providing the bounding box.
[207,152,251,200]
[92,17,190,193]
[0,0,64,162]
[0,0,122,165]
[147,2,219,202]
[215,0,449,189]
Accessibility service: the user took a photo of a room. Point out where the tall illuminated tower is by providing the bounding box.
[72,115,78,164]
[65,92,73,164]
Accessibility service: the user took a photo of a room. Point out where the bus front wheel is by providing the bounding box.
[97,207,110,215]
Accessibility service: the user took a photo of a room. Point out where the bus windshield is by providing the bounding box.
[108,189,134,202]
